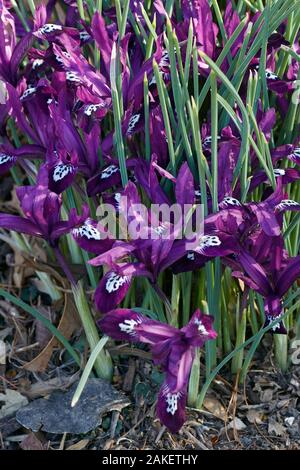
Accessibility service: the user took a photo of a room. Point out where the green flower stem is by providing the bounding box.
[72,282,113,381]
[110,43,128,187]
[153,59,176,173]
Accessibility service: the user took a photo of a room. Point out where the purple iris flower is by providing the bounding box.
[47,93,102,178]
[86,158,137,196]
[33,3,80,45]
[209,191,300,331]
[99,308,217,433]
[0,0,33,85]
[101,106,144,157]
[0,165,87,246]
[248,167,300,194]
[249,63,295,95]
[174,181,300,275]
[201,109,276,202]
[182,0,217,60]
[91,12,130,101]
[87,171,240,312]
[87,181,191,312]
[0,141,43,175]
[272,142,300,166]
[72,218,115,255]
[232,246,300,333]
[6,81,99,180]
[46,148,78,194]
[219,181,299,237]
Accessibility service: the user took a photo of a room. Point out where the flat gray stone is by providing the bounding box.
[16,378,130,434]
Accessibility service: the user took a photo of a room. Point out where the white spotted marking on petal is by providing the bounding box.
[266,312,283,332]
[149,51,170,86]
[203,135,221,148]
[153,224,167,236]
[274,168,285,177]
[165,392,182,415]
[53,164,74,182]
[0,153,15,165]
[100,164,119,179]
[276,199,300,211]
[222,196,242,207]
[55,54,64,65]
[119,318,141,335]
[106,272,129,293]
[265,70,279,81]
[290,147,300,162]
[79,30,91,41]
[114,192,121,210]
[66,71,81,83]
[159,50,170,68]
[149,75,156,86]
[194,319,209,335]
[187,252,195,261]
[195,190,201,197]
[198,235,221,254]
[293,147,300,157]
[55,50,71,66]
[73,220,101,240]
[20,85,36,100]
[84,103,103,116]
[39,24,63,35]
[32,59,44,69]
[127,113,141,135]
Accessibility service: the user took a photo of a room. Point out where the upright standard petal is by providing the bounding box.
[237,251,272,296]
[175,163,195,207]
[276,255,300,297]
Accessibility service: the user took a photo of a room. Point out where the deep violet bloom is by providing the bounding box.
[232,247,300,333]
[0,141,43,175]
[87,181,188,312]
[86,158,137,196]
[46,148,78,194]
[219,181,300,237]
[72,217,114,255]
[0,165,87,246]
[99,308,217,433]
[87,178,237,313]
[182,0,217,59]
[271,142,300,166]
[0,0,33,85]
[173,182,300,274]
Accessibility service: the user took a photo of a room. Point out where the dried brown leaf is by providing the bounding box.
[23,294,80,372]
[227,417,247,431]
[20,432,46,450]
[66,439,90,450]
[21,374,79,399]
[268,418,286,436]
[203,396,227,421]
[246,408,264,424]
